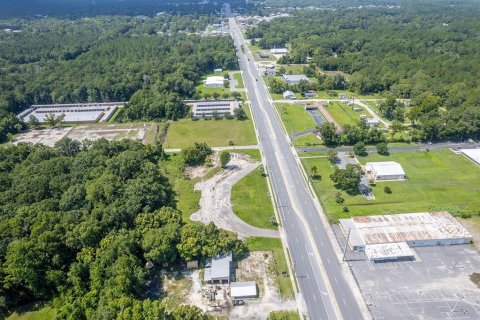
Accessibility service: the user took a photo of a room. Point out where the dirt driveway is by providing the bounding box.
[190,153,279,238]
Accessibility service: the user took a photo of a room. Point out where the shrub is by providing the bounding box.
[384,186,392,194]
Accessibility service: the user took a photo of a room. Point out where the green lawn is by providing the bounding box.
[7,305,55,320]
[293,134,322,147]
[232,168,277,230]
[164,108,257,148]
[271,92,304,100]
[324,102,362,127]
[195,70,245,99]
[246,237,294,300]
[233,72,245,89]
[268,310,300,320]
[303,149,480,222]
[274,103,317,134]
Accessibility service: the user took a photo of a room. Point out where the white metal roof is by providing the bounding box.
[205,76,225,86]
[348,212,472,245]
[282,74,310,83]
[365,242,413,261]
[461,149,480,165]
[204,252,232,281]
[231,281,257,298]
[366,161,405,177]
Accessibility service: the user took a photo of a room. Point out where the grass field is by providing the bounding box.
[271,92,303,100]
[233,72,245,89]
[303,149,480,222]
[195,70,242,99]
[246,237,294,300]
[232,168,277,230]
[293,134,322,147]
[7,305,54,320]
[164,107,257,148]
[324,102,364,127]
[274,103,317,134]
[268,310,300,320]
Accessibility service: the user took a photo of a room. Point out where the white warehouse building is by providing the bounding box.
[365,161,406,181]
[339,212,473,262]
[204,76,226,88]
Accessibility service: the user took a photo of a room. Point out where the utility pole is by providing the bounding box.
[342,228,352,261]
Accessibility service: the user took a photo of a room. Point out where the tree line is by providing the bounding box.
[0,139,244,318]
[247,1,480,141]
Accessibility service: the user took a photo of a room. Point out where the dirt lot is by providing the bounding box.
[190,153,279,238]
[13,123,158,146]
[185,251,296,319]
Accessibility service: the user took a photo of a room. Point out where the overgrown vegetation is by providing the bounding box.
[0,139,243,318]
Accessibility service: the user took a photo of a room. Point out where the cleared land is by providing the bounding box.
[231,168,277,230]
[164,107,257,148]
[303,149,480,222]
[13,123,158,147]
[274,103,317,134]
[246,237,294,300]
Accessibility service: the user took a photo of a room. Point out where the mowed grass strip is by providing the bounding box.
[324,102,360,127]
[274,103,317,134]
[232,167,277,230]
[233,72,245,89]
[246,237,294,300]
[165,108,257,148]
[268,310,300,320]
[303,149,480,222]
[7,306,55,320]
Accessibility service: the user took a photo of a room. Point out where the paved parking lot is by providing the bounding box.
[339,238,480,320]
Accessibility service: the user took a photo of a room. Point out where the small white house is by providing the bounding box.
[270,48,288,55]
[283,91,296,99]
[205,76,226,88]
[366,118,379,126]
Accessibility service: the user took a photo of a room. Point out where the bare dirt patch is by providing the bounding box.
[185,153,220,179]
[13,127,73,146]
[190,153,279,238]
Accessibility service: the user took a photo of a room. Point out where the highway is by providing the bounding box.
[229,19,366,320]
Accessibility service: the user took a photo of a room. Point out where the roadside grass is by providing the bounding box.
[7,304,55,320]
[232,148,261,161]
[302,149,480,222]
[267,310,300,320]
[233,72,245,89]
[246,237,294,300]
[293,134,322,147]
[271,93,303,100]
[231,167,277,230]
[274,103,317,134]
[324,102,361,127]
[164,108,257,148]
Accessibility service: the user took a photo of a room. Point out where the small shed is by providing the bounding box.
[283,91,296,99]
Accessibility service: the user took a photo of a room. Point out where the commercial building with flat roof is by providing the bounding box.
[18,102,123,124]
[270,48,288,54]
[461,149,480,166]
[282,74,310,85]
[204,76,226,88]
[340,212,472,262]
[186,100,239,118]
[204,252,232,284]
[365,161,406,181]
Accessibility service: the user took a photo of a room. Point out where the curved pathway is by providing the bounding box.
[190,153,279,238]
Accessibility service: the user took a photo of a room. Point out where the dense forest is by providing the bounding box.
[0,138,245,318]
[0,14,239,141]
[247,1,480,141]
[0,0,253,19]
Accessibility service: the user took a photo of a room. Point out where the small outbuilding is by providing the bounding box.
[365,161,406,181]
[366,118,379,126]
[283,91,296,99]
[230,281,258,301]
[460,149,480,166]
[270,48,288,55]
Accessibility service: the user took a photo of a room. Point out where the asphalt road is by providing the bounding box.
[297,142,480,154]
[230,19,365,320]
